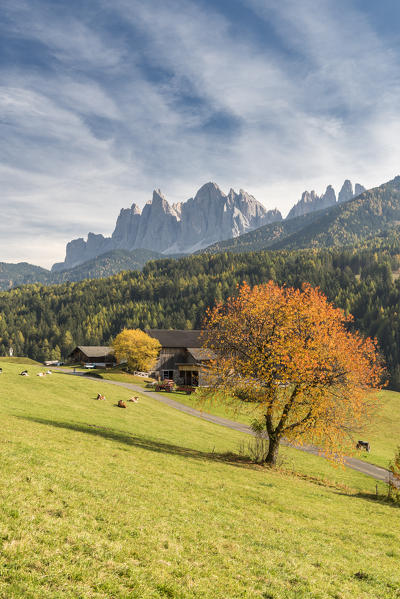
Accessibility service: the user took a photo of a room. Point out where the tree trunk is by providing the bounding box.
[265,434,280,466]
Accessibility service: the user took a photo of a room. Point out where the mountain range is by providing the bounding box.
[286,180,365,219]
[53,179,364,272]
[4,175,400,290]
[52,183,282,272]
[204,176,400,254]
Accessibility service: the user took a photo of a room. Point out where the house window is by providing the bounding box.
[163,370,174,380]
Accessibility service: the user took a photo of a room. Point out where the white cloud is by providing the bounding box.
[1,0,400,266]
[3,0,125,69]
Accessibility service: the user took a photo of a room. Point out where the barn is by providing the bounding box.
[69,346,116,368]
[146,329,215,386]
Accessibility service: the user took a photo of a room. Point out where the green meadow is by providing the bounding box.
[0,360,399,598]
[95,368,400,471]
[162,388,400,471]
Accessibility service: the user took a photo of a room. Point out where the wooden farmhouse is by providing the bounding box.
[69,346,116,368]
[146,329,215,386]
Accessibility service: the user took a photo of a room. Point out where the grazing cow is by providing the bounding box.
[128,396,139,403]
[117,400,127,408]
[20,370,28,376]
[356,440,370,452]
[96,393,106,400]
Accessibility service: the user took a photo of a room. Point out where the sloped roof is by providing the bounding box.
[187,348,216,361]
[146,329,203,348]
[72,346,114,358]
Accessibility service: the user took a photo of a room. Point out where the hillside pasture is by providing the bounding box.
[0,356,42,365]
[354,390,400,469]
[125,384,400,471]
[0,361,399,598]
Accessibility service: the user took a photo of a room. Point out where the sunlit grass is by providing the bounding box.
[0,361,399,598]
[143,387,400,469]
[355,390,400,468]
[0,356,41,365]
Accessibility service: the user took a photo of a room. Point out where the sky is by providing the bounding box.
[1,0,400,267]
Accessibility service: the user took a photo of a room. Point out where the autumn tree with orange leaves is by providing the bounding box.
[203,282,385,466]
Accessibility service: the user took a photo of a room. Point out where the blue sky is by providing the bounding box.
[1,0,400,266]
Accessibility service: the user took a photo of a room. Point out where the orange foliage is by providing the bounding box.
[203,281,385,465]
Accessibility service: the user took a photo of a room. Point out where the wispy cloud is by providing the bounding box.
[1,0,400,266]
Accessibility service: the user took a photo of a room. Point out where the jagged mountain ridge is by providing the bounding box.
[53,178,365,271]
[203,176,400,254]
[286,180,365,219]
[53,183,282,272]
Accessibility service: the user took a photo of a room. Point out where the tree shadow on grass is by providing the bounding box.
[333,489,400,508]
[17,416,257,469]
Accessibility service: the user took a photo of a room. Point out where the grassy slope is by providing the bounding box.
[1,362,399,598]
[99,373,399,470]
[359,390,400,468]
[0,356,42,365]
[161,389,400,470]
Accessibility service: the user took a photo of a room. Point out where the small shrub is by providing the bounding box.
[238,420,270,463]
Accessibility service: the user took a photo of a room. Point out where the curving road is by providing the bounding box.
[58,370,394,485]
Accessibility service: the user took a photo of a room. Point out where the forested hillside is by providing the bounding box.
[205,176,400,254]
[201,211,323,254]
[1,241,400,387]
[0,262,51,290]
[0,249,162,290]
[51,249,163,283]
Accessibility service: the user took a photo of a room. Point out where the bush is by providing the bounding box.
[238,420,270,463]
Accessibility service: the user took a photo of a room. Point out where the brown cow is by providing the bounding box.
[117,400,127,408]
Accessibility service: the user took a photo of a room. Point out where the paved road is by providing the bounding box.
[57,370,394,485]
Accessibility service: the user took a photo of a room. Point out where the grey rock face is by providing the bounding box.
[55,182,282,270]
[287,186,336,219]
[53,234,113,271]
[112,203,141,249]
[287,179,364,219]
[321,185,337,208]
[354,183,366,197]
[338,180,354,203]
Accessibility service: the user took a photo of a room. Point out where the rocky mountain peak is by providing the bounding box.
[55,182,281,270]
[144,189,181,220]
[287,179,364,220]
[354,183,366,197]
[130,203,141,215]
[338,180,354,203]
[194,181,224,202]
[152,188,167,203]
[323,185,336,202]
[55,177,368,272]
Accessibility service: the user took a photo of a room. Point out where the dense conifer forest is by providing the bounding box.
[1,237,400,387]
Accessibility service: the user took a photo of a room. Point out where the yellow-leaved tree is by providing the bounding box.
[203,281,385,466]
[113,329,161,373]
